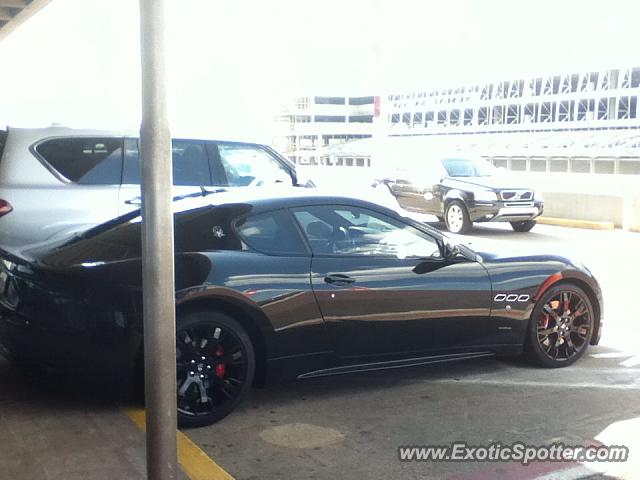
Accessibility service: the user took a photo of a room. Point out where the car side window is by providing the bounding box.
[216,142,293,187]
[174,205,246,252]
[122,139,213,186]
[292,205,441,258]
[36,137,123,185]
[235,210,307,256]
[171,141,212,186]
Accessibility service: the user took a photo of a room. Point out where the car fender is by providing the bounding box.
[176,284,276,341]
[443,189,468,206]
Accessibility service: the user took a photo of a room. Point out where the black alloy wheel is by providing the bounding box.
[526,284,594,367]
[176,311,255,427]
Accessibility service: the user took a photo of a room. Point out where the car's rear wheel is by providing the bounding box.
[510,220,536,232]
[176,311,255,427]
[525,284,594,368]
[445,201,472,234]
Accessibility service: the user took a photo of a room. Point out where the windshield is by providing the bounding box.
[441,157,498,177]
[217,144,293,187]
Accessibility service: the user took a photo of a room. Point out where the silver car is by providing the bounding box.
[0,127,299,247]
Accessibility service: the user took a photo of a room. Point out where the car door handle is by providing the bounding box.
[324,274,356,285]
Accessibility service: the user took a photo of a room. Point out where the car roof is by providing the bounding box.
[4,126,270,146]
[170,186,386,214]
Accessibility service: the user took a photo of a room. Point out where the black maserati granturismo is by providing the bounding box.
[0,188,602,427]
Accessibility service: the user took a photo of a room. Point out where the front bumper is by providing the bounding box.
[469,200,544,223]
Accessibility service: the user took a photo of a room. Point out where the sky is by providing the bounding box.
[0,0,638,141]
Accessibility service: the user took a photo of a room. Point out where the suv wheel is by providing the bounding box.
[510,220,536,232]
[445,201,471,234]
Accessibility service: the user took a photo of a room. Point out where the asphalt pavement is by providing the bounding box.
[186,222,640,480]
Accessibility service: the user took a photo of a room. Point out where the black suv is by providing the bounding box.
[374,156,544,234]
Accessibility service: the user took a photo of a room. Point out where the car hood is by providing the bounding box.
[467,243,591,278]
[444,175,531,191]
[476,249,575,265]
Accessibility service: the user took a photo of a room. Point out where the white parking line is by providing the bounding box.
[533,465,598,480]
[590,352,631,359]
[619,356,640,368]
[590,352,640,368]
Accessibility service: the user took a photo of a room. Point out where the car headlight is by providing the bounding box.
[474,191,498,202]
[534,190,544,201]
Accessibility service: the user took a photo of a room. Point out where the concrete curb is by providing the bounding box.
[538,217,615,230]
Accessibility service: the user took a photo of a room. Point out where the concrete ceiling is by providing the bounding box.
[0,0,52,42]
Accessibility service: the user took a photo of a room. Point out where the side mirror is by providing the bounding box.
[295,176,316,188]
[442,239,461,260]
[441,238,478,262]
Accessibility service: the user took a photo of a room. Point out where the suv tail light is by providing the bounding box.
[0,199,13,217]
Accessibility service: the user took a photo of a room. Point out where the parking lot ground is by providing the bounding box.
[189,349,640,480]
[1,223,639,480]
[0,355,172,480]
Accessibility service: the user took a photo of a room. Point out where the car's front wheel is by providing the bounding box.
[525,284,594,368]
[176,311,255,427]
[445,201,472,234]
[510,220,536,232]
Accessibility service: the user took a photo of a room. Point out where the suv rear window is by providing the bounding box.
[36,137,123,185]
[122,139,214,186]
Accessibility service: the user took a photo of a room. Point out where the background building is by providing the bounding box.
[381,66,640,175]
[272,96,377,167]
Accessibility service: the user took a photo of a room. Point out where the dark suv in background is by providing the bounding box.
[374,156,544,234]
[0,127,299,247]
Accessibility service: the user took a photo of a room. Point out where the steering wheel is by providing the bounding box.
[325,226,351,253]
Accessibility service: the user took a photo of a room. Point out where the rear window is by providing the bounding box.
[123,139,214,186]
[35,137,123,185]
[40,204,254,267]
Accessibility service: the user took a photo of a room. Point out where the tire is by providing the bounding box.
[444,200,472,234]
[510,220,536,232]
[175,311,255,427]
[525,284,594,368]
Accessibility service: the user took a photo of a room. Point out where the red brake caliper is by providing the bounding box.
[539,313,549,329]
[215,346,226,378]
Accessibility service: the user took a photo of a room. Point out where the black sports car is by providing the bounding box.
[0,188,602,427]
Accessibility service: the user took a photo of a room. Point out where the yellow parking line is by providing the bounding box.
[122,407,235,480]
[537,216,615,230]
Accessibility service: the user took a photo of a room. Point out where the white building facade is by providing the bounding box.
[272,96,377,168]
[381,66,640,175]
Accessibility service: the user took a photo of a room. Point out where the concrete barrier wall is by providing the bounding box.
[542,192,625,226]
[503,172,640,229]
[627,197,640,232]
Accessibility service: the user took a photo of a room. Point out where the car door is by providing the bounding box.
[387,164,443,215]
[119,138,215,214]
[291,204,493,360]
